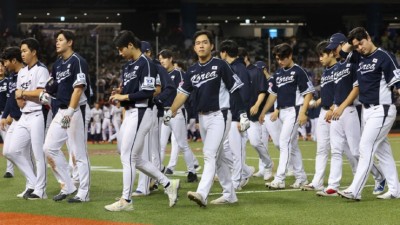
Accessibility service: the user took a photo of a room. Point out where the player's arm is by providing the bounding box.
[332,87,359,120]
[259,94,277,124]
[69,85,84,109]
[250,92,266,116]
[298,93,312,126]
[170,92,188,116]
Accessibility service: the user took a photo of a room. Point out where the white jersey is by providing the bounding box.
[111,105,123,121]
[91,108,103,122]
[103,106,111,119]
[17,62,49,113]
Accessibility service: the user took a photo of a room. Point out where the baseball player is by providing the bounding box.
[90,103,102,144]
[158,49,198,182]
[108,101,122,143]
[1,47,24,189]
[166,30,248,206]
[260,43,313,189]
[101,102,112,142]
[219,40,262,190]
[105,31,179,211]
[0,58,14,178]
[43,30,91,203]
[338,27,400,200]
[2,39,49,200]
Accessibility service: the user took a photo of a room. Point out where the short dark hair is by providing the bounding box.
[113,30,141,49]
[238,47,249,58]
[20,37,41,59]
[55,30,75,49]
[273,43,292,59]
[193,30,214,45]
[2,47,22,63]
[316,41,332,56]
[219,40,239,58]
[158,49,174,59]
[348,27,369,44]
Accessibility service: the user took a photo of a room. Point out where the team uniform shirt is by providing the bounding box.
[2,72,22,120]
[153,62,176,109]
[51,53,88,109]
[0,77,8,112]
[167,68,187,109]
[333,53,359,105]
[91,108,103,123]
[354,48,400,105]
[120,54,156,109]
[103,106,111,119]
[268,64,314,108]
[319,65,335,108]
[111,105,123,121]
[178,57,243,113]
[17,62,49,113]
[247,64,268,121]
[229,58,251,121]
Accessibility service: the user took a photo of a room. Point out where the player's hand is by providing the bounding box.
[15,89,24,99]
[239,113,250,132]
[39,91,51,105]
[111,87,121,95]
[270,110,279,122]
[331,106,344,121]
[109,94,127,103]
[0,119,7,131]
[297,111,308,126]
[16,98,26,109]
[250,104,259,116]
[163,109,173,126]
[324,110,333,123]
[61,107,75,129]
[258,112,266,124]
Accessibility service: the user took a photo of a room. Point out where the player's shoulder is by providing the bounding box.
[293,64,309,75]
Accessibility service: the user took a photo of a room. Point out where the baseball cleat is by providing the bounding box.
[210,196,237,205]
[337,190,360,201]
[290,180,309,189]
[187,191,206,207]
[376,192,399,200]
[165,179,180,207]
[316,188,339,197]
[373,179,386,195]
[68,196,88,203]
[301,184,324,191]
[194,165,202,172]
[265,180,285,189]
[53,190,76,202]
[164,168,174,175]
[253,170,264,178]
[3,172,13,178]
[22,189,34,199]
[26,193,48,200]
[264,168,273,181]
[131,191,147,197]
[187,172,198,183]
[105,198,134,212]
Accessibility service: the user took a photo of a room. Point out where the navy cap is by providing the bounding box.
[326,33,347,50]
[254,61,267,70]
[141,41,152,53]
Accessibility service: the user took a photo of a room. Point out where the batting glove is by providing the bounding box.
[163,109,172,126]
[61,107,75,129]
[39,91,51,105]
[239,113,250,132]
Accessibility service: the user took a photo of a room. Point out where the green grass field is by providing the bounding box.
[1,137,400,225]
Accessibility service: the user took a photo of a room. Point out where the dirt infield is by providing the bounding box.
[0,212,150,225]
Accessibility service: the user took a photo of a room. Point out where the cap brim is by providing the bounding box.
[325,42,339,50]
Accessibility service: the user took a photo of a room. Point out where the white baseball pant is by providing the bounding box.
[102,118,112,141]
[0,120,14,175]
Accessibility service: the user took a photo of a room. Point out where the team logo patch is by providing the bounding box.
[268,82,273,88]
[346,63,351,68]
[142,76,155,90]
[290,71,295,75]
[372,58,378,63]
[394,69,400,79]
[212,66,218,70]
[67,64,71,68]
[307,81,313,88]
[134,66,139,70]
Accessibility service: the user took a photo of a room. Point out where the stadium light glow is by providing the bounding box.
[60,16,65,21]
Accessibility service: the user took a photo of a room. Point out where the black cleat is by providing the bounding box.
[22,189,34,199]
[3,172,13,178]
[53,191,75,201]
[187,172,198,183]
[68,196,84,203]
[165,168,173,175]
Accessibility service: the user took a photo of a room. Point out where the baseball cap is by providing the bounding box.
[254,61,267,70]
[326,33,347,50]
[140,41,152,53]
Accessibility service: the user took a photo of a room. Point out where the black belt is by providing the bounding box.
[363,104,379,109]
[198,108,227,115]
[322,106,330,110]
[59,105,68,109]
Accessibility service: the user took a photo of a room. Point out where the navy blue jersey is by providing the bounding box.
[0,77,8,112]
[320,65,335,108]
[178,57,243,113]
[2,72,21,119]
[51,53,88,109]
[120,54,156,108]
[354,48,400,105]
[333,55,359,105]
[153,63,176,109]
[268,64,314,108]
[229,58,251,121]
[247,64,269,121]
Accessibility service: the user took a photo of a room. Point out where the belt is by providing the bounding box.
[22,109,41,114]
[59,105,68,109]
[363,104,379,109]
[198,108,227,115]
[322,106,330,110]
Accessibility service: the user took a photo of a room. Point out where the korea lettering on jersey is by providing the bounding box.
[52,53,88,107]
[333,54,359,105]
[121,54,156,108]
[178,57,243,112]
[320,66,335,107]
[356,48,400,105]
[268,64,314,108]
[17,62,49,112]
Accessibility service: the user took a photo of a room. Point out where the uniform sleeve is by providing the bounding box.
[351,63,359,87]
[71,57,88,88]
[173,71,182,88]
[153,65,176,105]
[297,68,315,96]
[381,52,400,88]
[258,69,268,93]
[37,67,50,88]
[127,59,156,101]
[220,61,243,94]
[267,76,277,96]
[177,70,193,96]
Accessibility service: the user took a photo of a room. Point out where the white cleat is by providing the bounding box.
[264,168,273,181]
[210,196,237,205]
[290,180,309,189]
[165,179,180,207]
[301,184,324,191]
[376,192,399,200]
[104,198,134,212]
[187,191,206,207]
[265,180,285,189]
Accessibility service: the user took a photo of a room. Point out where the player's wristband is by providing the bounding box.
[65,107,75,117]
